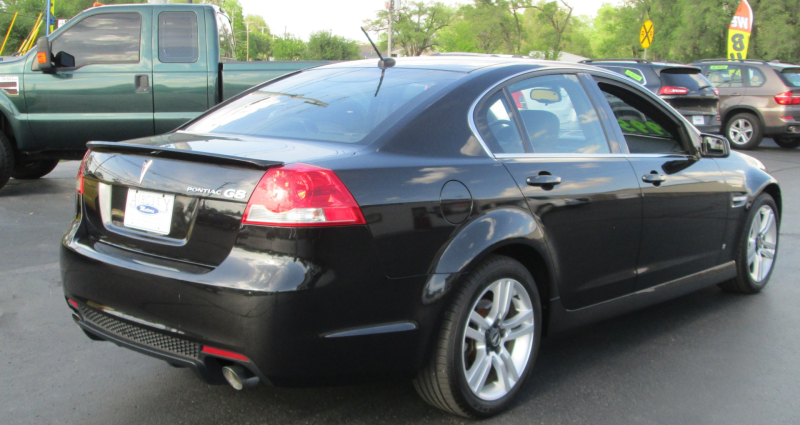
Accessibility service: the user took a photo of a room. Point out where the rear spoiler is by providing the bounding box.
[86,141,284,170]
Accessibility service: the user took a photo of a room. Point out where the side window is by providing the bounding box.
[217,13,236,61]
[598,83,686,154]
[475,91,525,154]
[51,13,142,68]
[705,64,743,88]
[508,74,610,154]
[158,12,198,63]
[747,67,766,87]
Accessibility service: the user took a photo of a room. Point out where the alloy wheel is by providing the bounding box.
[729,119,753,146]
[462,278,535,401]
[747,205,778,282]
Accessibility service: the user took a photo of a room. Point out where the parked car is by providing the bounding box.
[580,59,721,134]
[0,3,331,190]
[692,59,800,149]
[62,56,781,418]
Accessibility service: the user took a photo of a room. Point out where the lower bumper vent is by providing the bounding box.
[80,305,201,359]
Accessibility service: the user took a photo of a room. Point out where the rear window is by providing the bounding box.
[660,71,711,91]
[185,67,462,144]
[776,68,800,87]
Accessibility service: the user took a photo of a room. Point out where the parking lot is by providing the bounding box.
[1,140,799,424]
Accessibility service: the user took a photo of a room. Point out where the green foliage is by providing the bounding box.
[244,14,271,61]
[302,30,359,60]
[366,1,455,56]
[272,34,305,61]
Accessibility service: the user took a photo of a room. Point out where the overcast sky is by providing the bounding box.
[239,0,619,42]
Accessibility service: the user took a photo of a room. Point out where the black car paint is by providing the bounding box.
[61,59,780,386]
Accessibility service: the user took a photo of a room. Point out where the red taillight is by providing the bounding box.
[76,150,91,194]
[658,86,689,95]
[774,91,800,105]
[67,299,79,310]
[242,163,365,227]
[201,346,250,362]
[713,88,720,96]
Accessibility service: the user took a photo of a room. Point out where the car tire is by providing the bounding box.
[725,112,763,150]
[773,137,800,149]
[11,159,60,180]
[413,255,542,418]
[719,193,779,294]
[0,132,13,190]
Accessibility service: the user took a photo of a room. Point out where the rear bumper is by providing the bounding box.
[61,222,439,386]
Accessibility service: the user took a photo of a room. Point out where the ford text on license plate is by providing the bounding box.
[123,188,175,235]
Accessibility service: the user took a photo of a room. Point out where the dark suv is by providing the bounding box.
[692,59,800,149]
[581,59,720,134]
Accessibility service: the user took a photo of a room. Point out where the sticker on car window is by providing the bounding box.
[710,65,729,70]
[617,118,668,137]
[624,69,644,82]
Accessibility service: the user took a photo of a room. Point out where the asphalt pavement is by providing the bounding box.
[2,140,799,424]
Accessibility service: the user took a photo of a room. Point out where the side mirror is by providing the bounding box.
[35,37,53,72]
[55,51,75,68]
[700,133,730,158]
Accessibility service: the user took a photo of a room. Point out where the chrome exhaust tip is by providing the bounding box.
[221,365,259,390]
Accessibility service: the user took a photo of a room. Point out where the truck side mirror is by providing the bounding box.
[55,51,75,68]
[35,37,53,72]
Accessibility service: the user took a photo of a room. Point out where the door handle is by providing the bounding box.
[135,75,150,93]
[527,174,562,187]
[642,171,667,185]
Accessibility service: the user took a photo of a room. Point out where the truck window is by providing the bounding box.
[217,13,236,61]
[51,13,141,68]
[158,12,198,63]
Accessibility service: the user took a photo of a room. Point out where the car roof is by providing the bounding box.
[320,55,599,74]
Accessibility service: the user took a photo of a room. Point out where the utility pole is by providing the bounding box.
[387,0,393,59]
[246,22,250,61]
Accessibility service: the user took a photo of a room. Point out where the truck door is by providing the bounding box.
[23,10,154,151]
[152,8,209,134]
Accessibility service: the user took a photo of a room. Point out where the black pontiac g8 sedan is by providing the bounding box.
[61,56,781,417]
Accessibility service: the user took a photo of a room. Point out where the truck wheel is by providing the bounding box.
[773,137,800,149]
[0,132,13,189]
[719,193,779,294]
[413,255,541,418]
[11,159,60,180]
[725,113,763,150]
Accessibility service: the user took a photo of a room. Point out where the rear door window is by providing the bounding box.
[705,64,743,88]
[51,13,142,68]
[475,92,525,154]
[507,74,610,154]
[158,12,199,63]
[746,67,766,87]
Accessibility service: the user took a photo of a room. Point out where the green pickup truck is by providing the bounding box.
[0,3,330,189]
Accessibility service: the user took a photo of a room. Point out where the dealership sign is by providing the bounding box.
[727,0,753,60]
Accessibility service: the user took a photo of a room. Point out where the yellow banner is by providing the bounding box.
[727,0,753,60]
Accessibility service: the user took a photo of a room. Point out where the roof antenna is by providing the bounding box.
[361,27,395,69]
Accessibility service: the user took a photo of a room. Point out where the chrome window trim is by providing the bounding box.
[467,66,653,158]
[494,153,691,159]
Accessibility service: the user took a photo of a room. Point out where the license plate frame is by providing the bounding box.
[123,188,175,235]
[692,115,705,125]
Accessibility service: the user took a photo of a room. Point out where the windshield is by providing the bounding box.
[661,71,711,91]
[185,67,462,144]
[217,12,235,61]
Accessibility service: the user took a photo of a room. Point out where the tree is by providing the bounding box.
[366,1,455,56]
[244,14,271,60]
[272,34,305,61]
[528,0,573,60]
[302,30,360,60]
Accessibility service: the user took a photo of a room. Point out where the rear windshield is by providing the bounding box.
[660,71,711,91]
[185,67,462,144]
[776,68,800,87]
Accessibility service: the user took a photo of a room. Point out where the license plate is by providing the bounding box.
[692,115,705,125]
[123,188,175,235]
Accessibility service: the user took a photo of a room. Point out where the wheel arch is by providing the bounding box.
[422,207,558,334]
[0,94,29,152]
[761,182,782,218]
[722,106,766,130]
